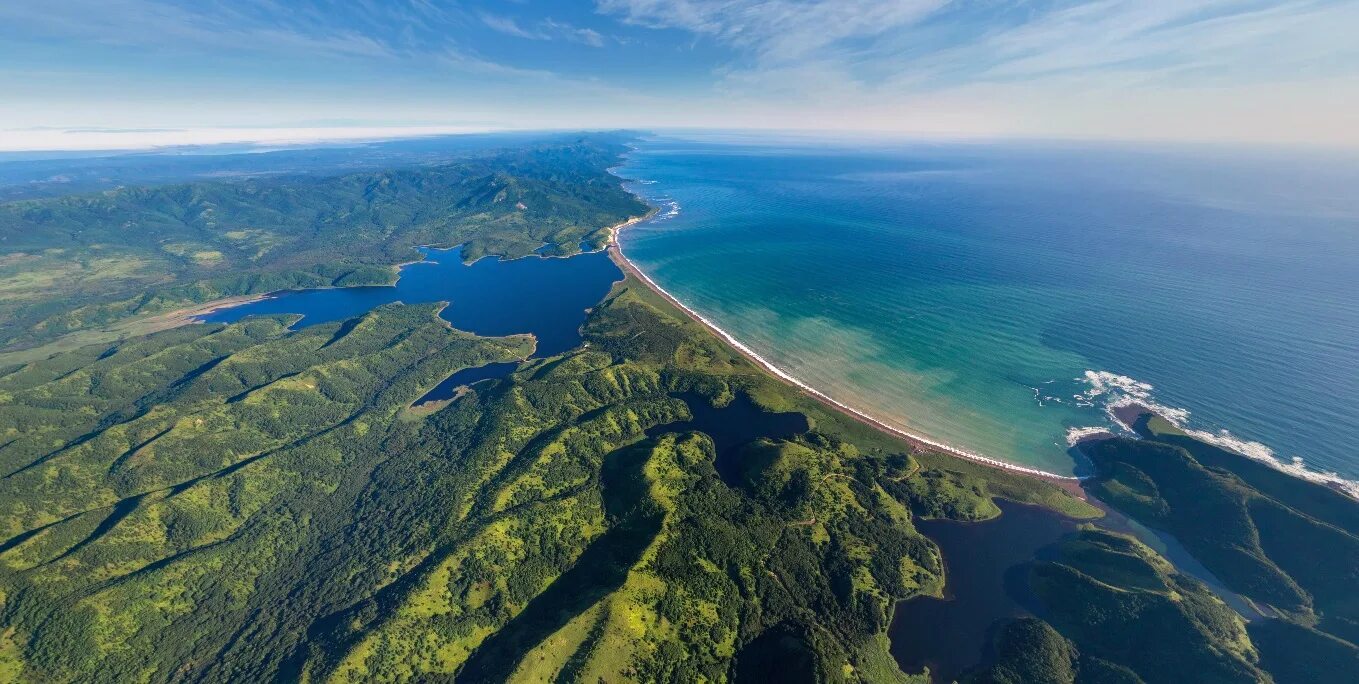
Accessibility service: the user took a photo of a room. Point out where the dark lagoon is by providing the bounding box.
[645,392,811,487]
[417,361,522,404]
[890,501,1077,683]
[889,492,1261,683]
[200,246,622,358]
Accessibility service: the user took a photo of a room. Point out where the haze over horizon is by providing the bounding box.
[3,0,1358,151]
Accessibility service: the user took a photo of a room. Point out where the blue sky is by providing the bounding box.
[2,0,1357,149]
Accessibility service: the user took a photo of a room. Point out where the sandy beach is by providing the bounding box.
[604,212,1082,486]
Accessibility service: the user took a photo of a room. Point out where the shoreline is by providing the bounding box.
[141,293,272,329]
[603,165,1359,501]
[603,210,1080,485]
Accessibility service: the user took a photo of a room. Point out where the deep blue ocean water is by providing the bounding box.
[617,135,1359,482]
[199,246,622,358]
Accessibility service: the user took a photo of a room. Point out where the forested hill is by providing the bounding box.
[0,136,1104,682]
[0,269,1100,682]
[0,134,647,351]
[1,136,1349,682]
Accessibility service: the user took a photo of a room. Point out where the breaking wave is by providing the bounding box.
[1078,370,1359,499]
[1065,425,1115,446]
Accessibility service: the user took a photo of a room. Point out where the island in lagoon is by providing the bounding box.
[0,133,1354,683]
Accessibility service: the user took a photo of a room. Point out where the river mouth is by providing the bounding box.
[889,492,1263,683]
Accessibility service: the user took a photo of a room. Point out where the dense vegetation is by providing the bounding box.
[0,142,1098,682]
[1075,416,1359,682]
[0,134,646,352]
[2,138,1351,682]
[0,268,1101,682]
[965,530,1266,684]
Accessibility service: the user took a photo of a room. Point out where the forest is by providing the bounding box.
[0,137,1354,683]
[0,134,646,352]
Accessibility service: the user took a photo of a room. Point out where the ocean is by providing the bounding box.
[615,134,1359,485]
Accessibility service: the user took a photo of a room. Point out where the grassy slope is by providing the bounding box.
[1076,415,1359,682]
[1084,430,1359,643]
[0,135,646,352]
[0,141,1297,682]
[964,529,1265,684]
[0,271,1100,683]
[0,304,536,681]
[309,278,1103,684]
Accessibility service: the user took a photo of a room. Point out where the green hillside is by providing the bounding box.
[0,271,1099,682]
[965,530,1265,684]
[1079,416,1359,683]
[0,135,645,352]
[0,139,1340,682]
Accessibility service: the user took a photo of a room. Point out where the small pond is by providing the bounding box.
[646,392,811,486]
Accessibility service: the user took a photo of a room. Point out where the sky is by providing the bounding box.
[2,0,1357,150]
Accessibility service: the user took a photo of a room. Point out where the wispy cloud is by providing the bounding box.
[546,19,608,48]
[479,13,541,40]
[1,0,1355,146]
[479,12,607,47]
[890,0,1359,88]
[597,0,1359,96]
[598,0,942,64]
[0,0,406,60]
[0,0,569,76]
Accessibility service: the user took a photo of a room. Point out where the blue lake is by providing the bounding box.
[200,246,623,359]
[419,362,522,403]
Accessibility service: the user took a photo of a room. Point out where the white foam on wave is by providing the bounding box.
[1066,426,1114,446]
[1077,370,1359,499]
[1077,370,1189,427]
[609,160,1358,499]
[620,174,681,222]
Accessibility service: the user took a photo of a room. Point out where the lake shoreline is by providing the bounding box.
[164,197,1081,486]
[145,293,272,329]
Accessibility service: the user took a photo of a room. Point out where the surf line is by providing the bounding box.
[604,192,1079,483]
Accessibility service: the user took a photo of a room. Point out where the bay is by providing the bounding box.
[617,135,1359,481]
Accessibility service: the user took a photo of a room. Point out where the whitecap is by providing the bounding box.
[1066,426,1114,446]
[1077,369,1359,499]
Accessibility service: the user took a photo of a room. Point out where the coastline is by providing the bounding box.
[603,212,1080,485]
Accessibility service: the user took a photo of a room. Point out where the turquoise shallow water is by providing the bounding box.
[616,135,1359,482]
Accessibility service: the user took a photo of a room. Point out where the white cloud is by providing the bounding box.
[480,12,608,48]
[3,0,1356,146]
[544,19,607,48]
[598,0,943,64]
[600,0,1357,93]
[479,13,541,40]
[595,0,1359,145]
[0,0,404,60]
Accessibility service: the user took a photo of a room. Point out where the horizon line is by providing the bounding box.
[2,123,1358,156]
